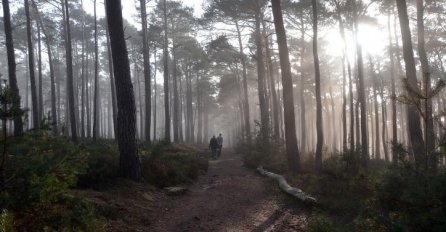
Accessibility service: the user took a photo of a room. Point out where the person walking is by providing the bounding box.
[209,135,219,159]
[217,133,223,157]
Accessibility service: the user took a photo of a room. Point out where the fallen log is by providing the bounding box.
[257,167,317,203]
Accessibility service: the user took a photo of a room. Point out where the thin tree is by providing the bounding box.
[62,0,78,142]
[353,0,368,166]
[271,0,300,172]
[32,0,58,135]
[312,0,324,171]
[387,9,398,164]
[105,0,141,181]
[140,0,152,143]
[25,0,39,131]
[163,0,171,142]
[417,0,435,167]
[93,0,99,142]
[2,0,23,136]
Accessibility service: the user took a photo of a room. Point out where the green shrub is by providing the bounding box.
[77,140,120,188]
[0,132,103,231]
[308,216,344,232]
[142,144,208,187]
[373,168,446,232]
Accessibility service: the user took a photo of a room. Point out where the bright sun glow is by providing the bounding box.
[324,22,387,60]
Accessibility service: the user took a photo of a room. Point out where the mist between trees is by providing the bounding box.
[0,0,445,174]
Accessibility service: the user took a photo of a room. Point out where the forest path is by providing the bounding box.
[147,150,312,232]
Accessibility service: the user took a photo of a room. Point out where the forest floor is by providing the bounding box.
[77,150,315,231]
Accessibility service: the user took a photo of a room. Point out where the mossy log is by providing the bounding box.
[257,167,317,203]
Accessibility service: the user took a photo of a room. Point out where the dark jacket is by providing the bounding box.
[209,137,219,149]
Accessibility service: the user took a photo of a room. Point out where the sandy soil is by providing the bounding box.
[147,151,313,232]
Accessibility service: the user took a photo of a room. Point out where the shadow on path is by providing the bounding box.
[147,151,311,232]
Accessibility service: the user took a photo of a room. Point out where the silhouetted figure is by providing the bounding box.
[209,135,219,159]
[217,133,223,157]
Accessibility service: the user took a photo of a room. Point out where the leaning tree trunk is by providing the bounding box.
[396,0,426,167]
[2,0,23,136]
[105,0,141,181]
[271,0,301,172]
[312,0,324,172]
[25,0,39,131]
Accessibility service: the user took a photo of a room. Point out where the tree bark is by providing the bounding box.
[312,0,324,171]
[235,20,252,144]
[105,0,141,181]
[32,0,58,135]
[2,0,23,136]
[140,0,152,143]
[93,0,99,141]
[353,0,368,166]
[62,0,78,142]
[417,0,435,168]
[25,0,39,131]
[257,167,316,203]
[387,10,398,164]
[271,0,300,172]
[255,6,270,149]
[395,0,426,167]
[163,0,171,142]
[37,21,43,124]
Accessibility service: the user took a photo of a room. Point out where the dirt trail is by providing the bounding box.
[147,151,312,232]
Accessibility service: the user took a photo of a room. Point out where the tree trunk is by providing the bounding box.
[93,0,99,141]
[25,0,39,131]
[235,20,251,144]
[417,0,435,168]
[153,48,157,141]
[140,0,151,143]
[105,0,141,181]
[105,16,118,139]
[395,0,426,167]
[172,50,179,143]
[255,7,270,149]
[2,0,23,136]
[311,0,324,171]
[299,12,307,154]
[33,0,58,135]
[37,21,43,123]
[262,18,280,140]
[353,0,368,166]
[62,0,78,142]
[387,10,398,164]
[163,0,171,142]
[369,57,381,160]
[271,0,300,172]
